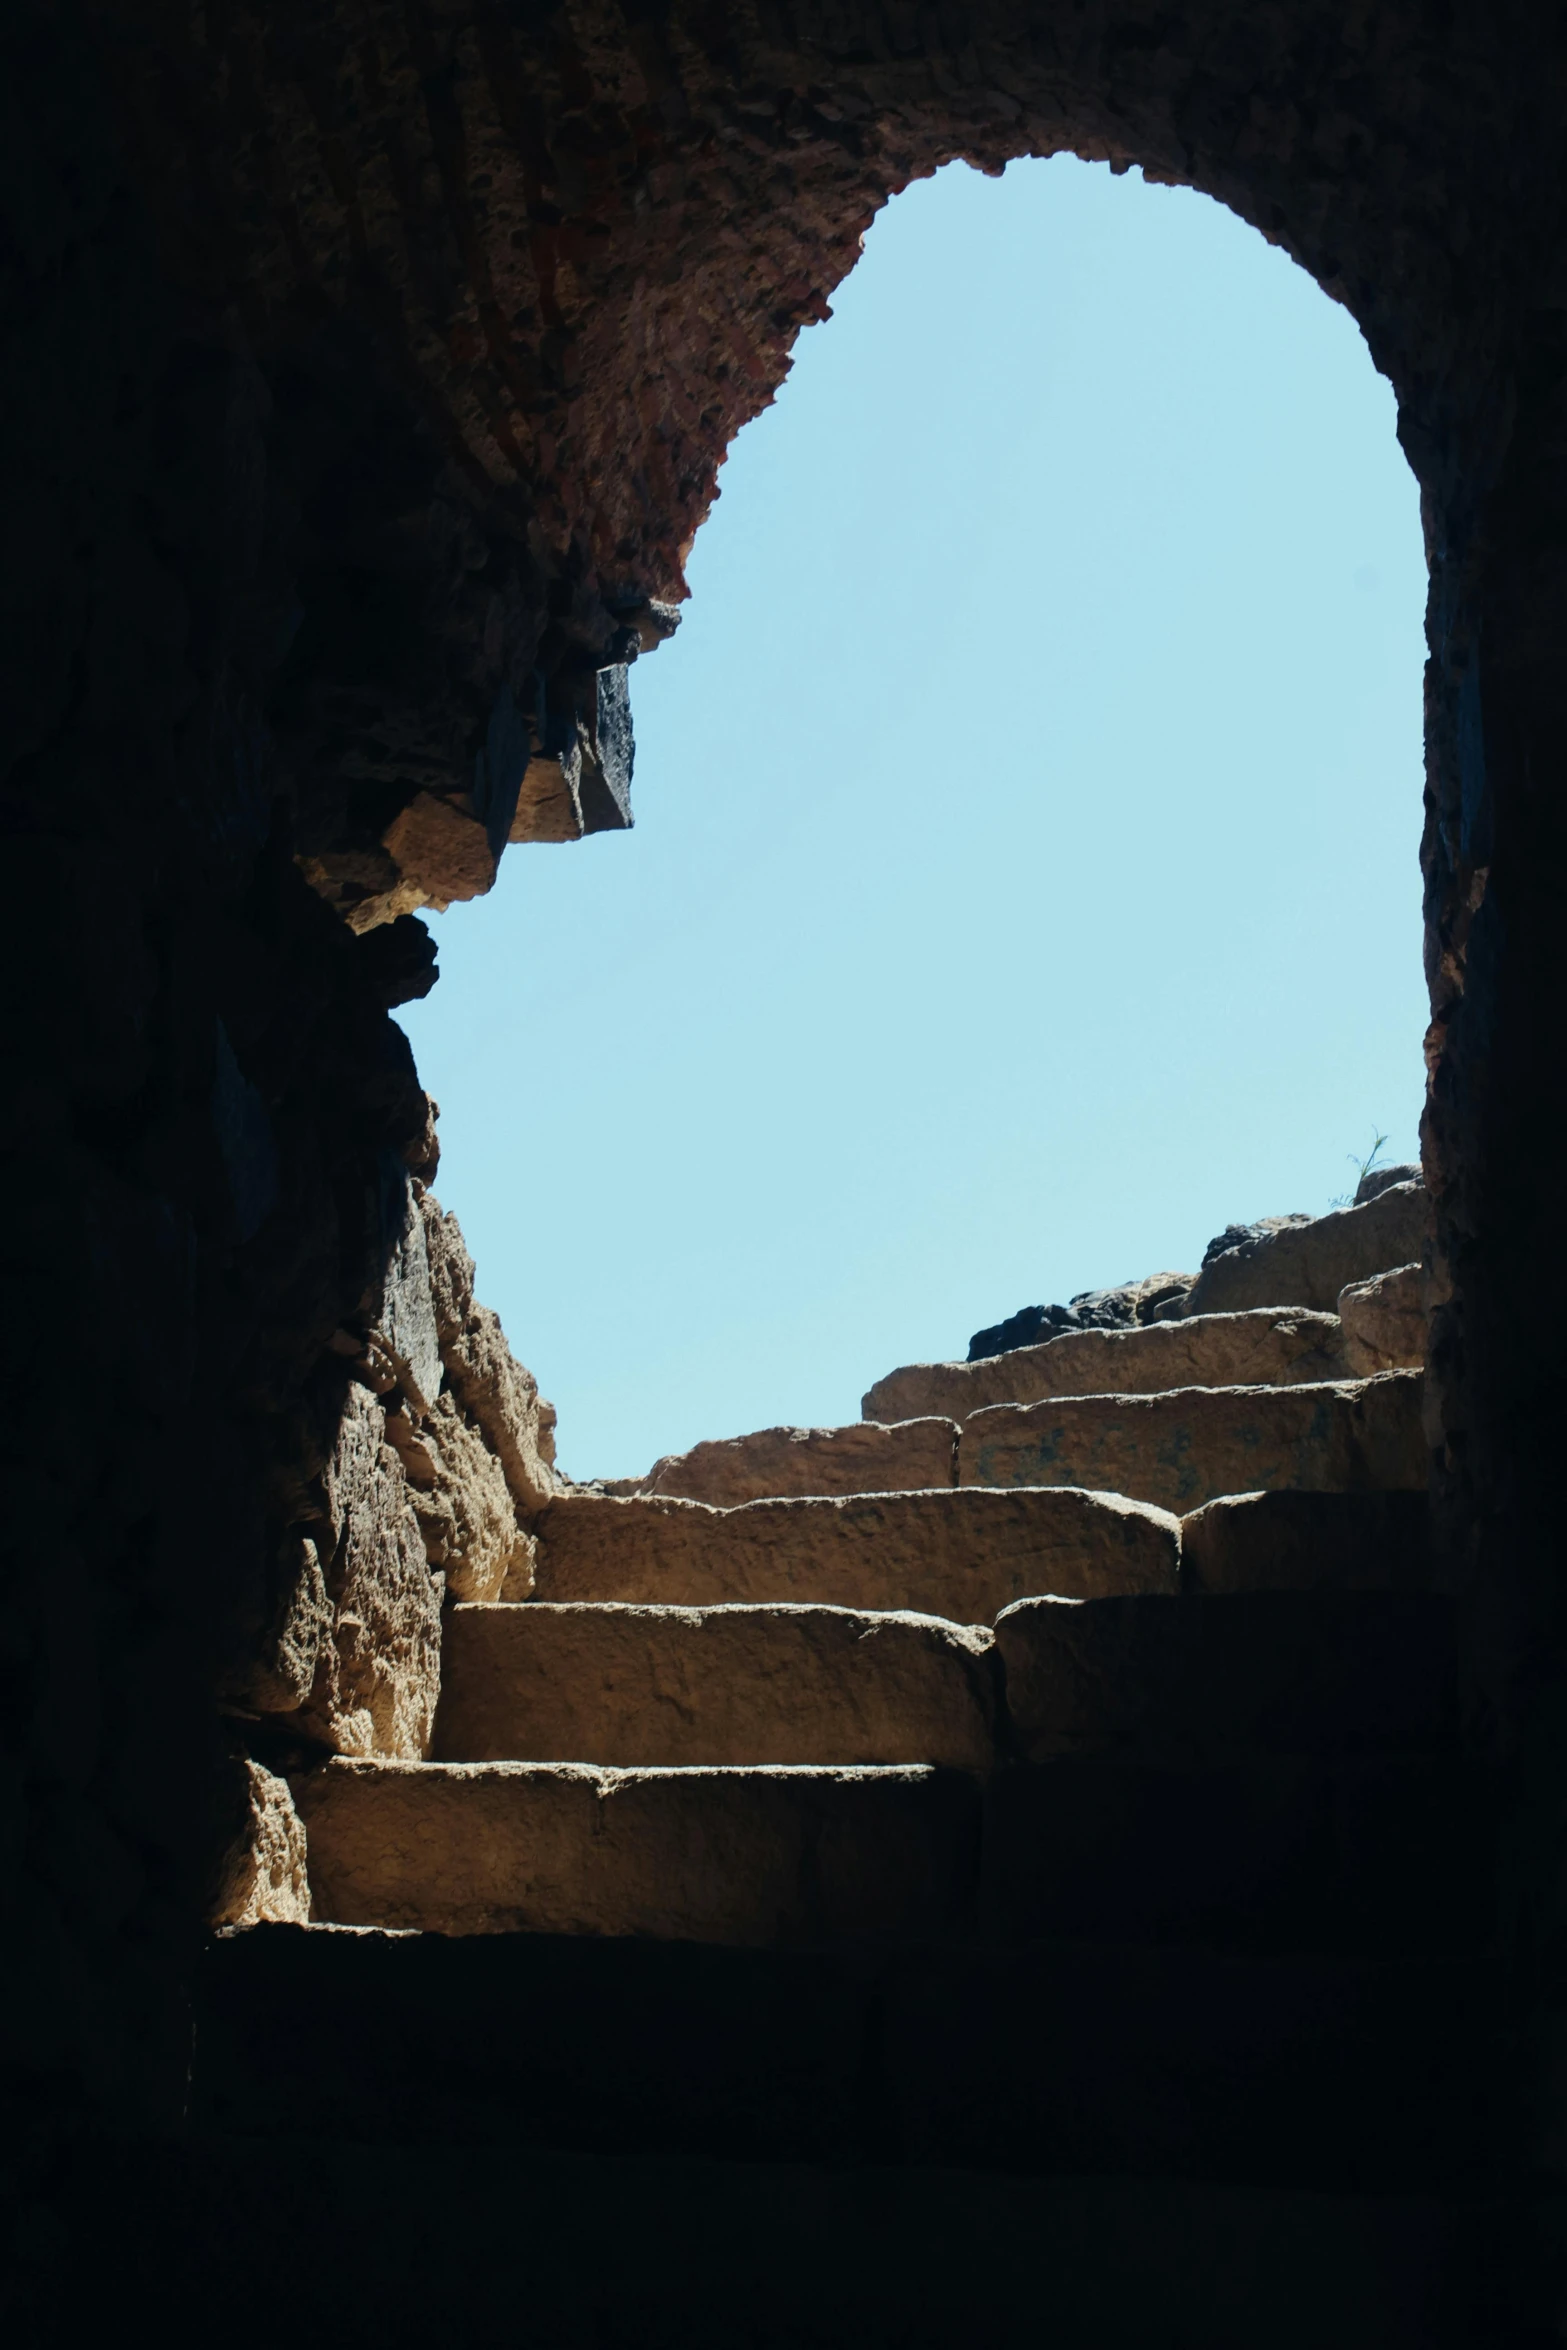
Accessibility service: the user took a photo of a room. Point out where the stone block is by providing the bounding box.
[636,1417,957,1506]
[1339,1264,1425,1375]
[993,1591,1458,1761]
[434,1601,998,1770]
[530,1485,1181,1621]
[295,1756,981,1941]
[1180,1490,1433,1594]
[1183,1183,1427,1317]
[210,1762,311,1929]
[864,1309,1345,1425]
[959,1372,1425,1512]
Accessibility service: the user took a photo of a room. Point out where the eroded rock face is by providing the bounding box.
[422,1196,556,1516]
[1183,1185,1427,1318]
[385,1394,536,1604]
[1339,1266,1426,1377]
[297,1383,444,1761]
[210,1762,311,1929]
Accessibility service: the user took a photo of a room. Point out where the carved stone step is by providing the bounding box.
[434,1601,999,1770]
[1180,1489,1433,1594]
[626,1415,957,1506]
[863,1308,1346,1426]
[961,1371,1424,1513]
[1183,1181,1427,1317]
[197,1922,1495,2198]
[530,1484,1180,1620]
[982,1754,1494,1953]
[994,1591,1457,1762]
[294,1756,980,1940]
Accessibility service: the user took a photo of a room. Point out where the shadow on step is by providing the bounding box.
[197,1924,1500,2195]
[35,2129,1516,2349]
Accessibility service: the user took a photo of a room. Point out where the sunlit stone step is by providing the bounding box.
[434,1601,999,1771]
[530,1484,1180,1621]
[863,1309,1346,1425]
[627,1416,957,1506]
[993,1590,1457,1762]
[295,1756,980,1941]
[959,1371,1424,1513]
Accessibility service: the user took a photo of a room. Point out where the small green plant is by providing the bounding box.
[1330,1127,1390,1210]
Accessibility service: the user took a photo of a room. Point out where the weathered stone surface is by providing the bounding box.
[960,1374,1425,1514]
[435,1603,998,1770]
[296,1757,980,1941]
[1181,1491,1433,1595]
[297,1382,443,1760]
[379,791,498,918]
[864,1310,1345,1426]
[968,1273,1193,1363]
[234,1536,332,1715]
[385,1394,534,1603]
[531,1486,1181,1621]
[1183,1184,1427,1317]
[1355,1163,1421,1204]
[1339,1265,1426,1376]
[364,1168,443,1413]
[210,1763,311,1929]
[636,1419,957,1507]
[421,1193,555,1515]
[994,1592,1458,1761]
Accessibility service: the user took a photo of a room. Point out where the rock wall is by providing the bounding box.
[3,0,1566,2329]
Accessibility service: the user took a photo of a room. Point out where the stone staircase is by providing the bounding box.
[198,1174,1503,2344]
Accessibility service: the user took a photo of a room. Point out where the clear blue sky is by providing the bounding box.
[402,157,1428,1483]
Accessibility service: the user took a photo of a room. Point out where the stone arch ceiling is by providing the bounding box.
[95,1,1546,902]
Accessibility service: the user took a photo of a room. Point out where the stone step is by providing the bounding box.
[530,1484,1181,1620]
[994,1591,1457,1762]
[434,1601,999,1770]
[294,1755,981,1940]
[863,1308,1346,1425]
[65,2123,1494,2350]
[1180,1489,1433,1593]
[981,1754,1494,1953]
[626,1415,958,1506]
[961,1370,1424,1512]
[1183,1180,1426,1317]
[197,1921,1495,2199]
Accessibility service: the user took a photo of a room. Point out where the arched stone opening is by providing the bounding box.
[4,2,1562,2337]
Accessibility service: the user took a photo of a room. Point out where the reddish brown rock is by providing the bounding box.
[296,1756,980,1941]
[1183,1185,1427,1317]
[959,1374,1425,1514]
[1339,1265,1426,1377]
[863,1311,1346,1426]
[435,1602,998,1771]
[636,1418,957,1507]
[531,1485,1180,1622]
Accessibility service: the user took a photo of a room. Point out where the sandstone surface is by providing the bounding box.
[967,1273,1193,1363]
[296,1756,980,1941]
[960,1374,1425,1514]
[435,1602,998,1771]
[636,1418,957,1507]
[385,1393,534,1602]
[1180,1490,1433,1595]
[297,1382,443,1760]
[421,1194,556,1515]
[1183,1184,1426,1317]
[994,1592,1458,1761]
[1339,1265,1426,1377]
[210,1763,312,1930]
[863,1310,1345,1426]
[529,1485,1181,1621]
